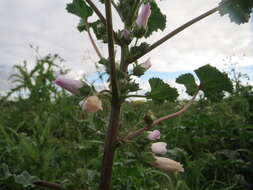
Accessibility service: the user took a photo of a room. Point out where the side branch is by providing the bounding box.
[86,0,120,44]
[34,180,62,189]
[123,89,200,141]
[86,0,106,23]
[87,26,103,59]
[126,6,219,64]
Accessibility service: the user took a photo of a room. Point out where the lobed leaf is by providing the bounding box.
[194,64,233,102]
[147,78,178,104]
[176,73,198,96]
[66,0,93,19]
[219,0,253,24]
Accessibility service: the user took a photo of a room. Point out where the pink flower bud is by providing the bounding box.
[140,58,152,71]
[147,130,160,140]
[152,156,184,173]
[121,29,130,39]
[54,76,84,95]
[151,142,167,155]
[136,3,151,28]
[79,96,103,113]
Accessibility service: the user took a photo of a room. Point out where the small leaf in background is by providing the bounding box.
[219,0,253,24]
[194,64,233,102]
[0,164,12,180]
[14,171,39,188]
[147,78,178,104]
[145,1,166,37]
[142,152,156,163]
[66,0,93,19]
[176,73,198,96]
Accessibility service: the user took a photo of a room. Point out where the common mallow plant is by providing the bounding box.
[36,0,253,189]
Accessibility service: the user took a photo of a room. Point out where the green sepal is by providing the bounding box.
[194,64,233,102]
[147,78,179,104]
[176,73,198,96]
[132,65,146,77]
[133,27,147,38]
[66,0,93,19]
[130,42,149,59]
[79,82,92,97]
[219,0,253,24]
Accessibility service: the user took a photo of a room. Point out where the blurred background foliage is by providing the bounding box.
[0,51,253,190]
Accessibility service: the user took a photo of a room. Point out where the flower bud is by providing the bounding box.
[152,156,184,173]
[147,130,160,140]
[151,142,167,155]
[79,96,103,113]
[140,58,152,71]
[136,3,151,29]
[121,29,130,39]
[54,76,84,95]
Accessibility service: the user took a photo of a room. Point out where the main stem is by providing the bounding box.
[99,0,120,189]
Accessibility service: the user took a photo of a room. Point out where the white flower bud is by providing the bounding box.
[79,96,103,113]
[152,156,184,173]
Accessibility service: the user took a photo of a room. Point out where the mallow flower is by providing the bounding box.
[151,142,167,155]
[54,76,83,95]
[140,58,152,71]
[79,96,103,113]
[152,156,184,173]
[147,130,160,140]
[136,3,151,29]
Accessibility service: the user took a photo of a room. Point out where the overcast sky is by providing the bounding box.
[0,0,252,94]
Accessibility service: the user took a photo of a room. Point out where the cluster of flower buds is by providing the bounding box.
[54,76,103,113]
[147,130,184,173]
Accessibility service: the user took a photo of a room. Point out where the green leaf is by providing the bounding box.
[147,78,178,104]
[90,21,107,42]
[176,73,198,96]
[219,0,253,24]
[14,171,39,188]
[145,1,166,37]
[194,64,233,102]
[0,164,12,180]
[77,19,88,32]
[66,0,93,19]
[142,152,156,163]
[79,82,92,97]
[130,42,150,58]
